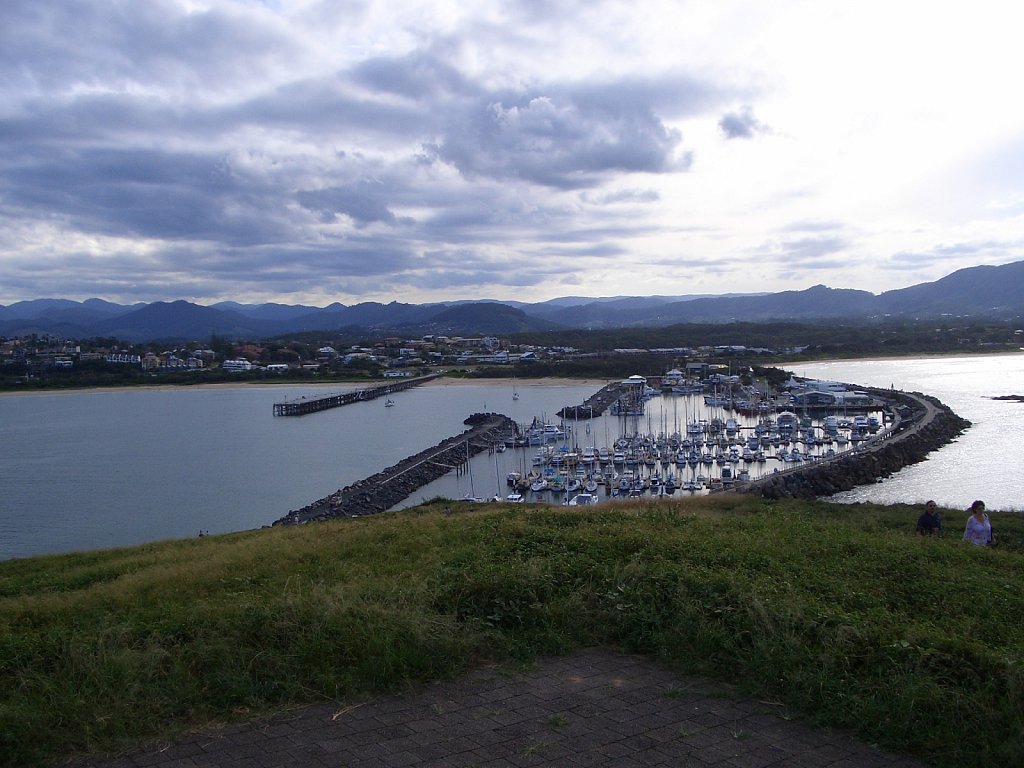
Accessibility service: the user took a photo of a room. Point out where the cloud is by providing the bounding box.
[436,87,692,189]
[718,106,768,140]
[1,146,293,246]
[754,236,851,270]
[586,188,662,205]
[5,1,1018,304]
[297,181,413,227]
[888,240,1018,269]
[0,0,300,94]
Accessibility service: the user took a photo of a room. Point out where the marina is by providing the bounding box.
[2,353,1020,561]
[392,373,898,509]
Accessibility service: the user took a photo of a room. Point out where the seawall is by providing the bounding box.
[558,382,622,419]
[274,413,518,524]
[748,388,971,500]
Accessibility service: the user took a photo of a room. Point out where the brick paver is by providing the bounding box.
[65,649,931,767]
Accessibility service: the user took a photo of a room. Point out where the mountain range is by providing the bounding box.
[2,261,1022,343]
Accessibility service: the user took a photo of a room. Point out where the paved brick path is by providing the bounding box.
[67,649,930,767]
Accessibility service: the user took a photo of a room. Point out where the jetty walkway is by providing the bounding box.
[272,373,441,416]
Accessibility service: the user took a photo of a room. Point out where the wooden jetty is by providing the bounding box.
[272,373,442,416]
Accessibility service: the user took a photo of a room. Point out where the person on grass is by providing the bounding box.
[962,500,993,546]
[916,500,942,535]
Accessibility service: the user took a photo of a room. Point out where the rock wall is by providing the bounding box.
[752,390,970,500]
[558,382,622,420]
[274,413,518,524]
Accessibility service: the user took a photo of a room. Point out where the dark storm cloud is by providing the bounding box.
[719,106,767,139]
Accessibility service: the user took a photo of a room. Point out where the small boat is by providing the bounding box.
[384,398,395,407]
[506,492,524,503]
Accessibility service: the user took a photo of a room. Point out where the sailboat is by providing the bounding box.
[384,397,395,407]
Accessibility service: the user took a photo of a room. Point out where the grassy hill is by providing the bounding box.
[2,497,1022,768]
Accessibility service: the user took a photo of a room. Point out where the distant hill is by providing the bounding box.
[402,302,562,335]
[95,301,273,343]
[2,260,1022,342]
[875,260,1024,316]
[212,302,322,322]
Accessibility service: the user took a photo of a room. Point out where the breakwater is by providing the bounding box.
[274,380,971,524]
[272,373,441,416]
[749,388,970,500]
[558,382,622,420]
[274,413,518,524]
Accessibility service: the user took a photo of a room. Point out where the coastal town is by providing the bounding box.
[0,329,805,386]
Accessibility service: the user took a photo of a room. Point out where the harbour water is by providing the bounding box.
[1,353,1020,560]
[0,380,597,560]
[790,352,1024,512]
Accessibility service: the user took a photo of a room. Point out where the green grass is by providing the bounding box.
[1,497,1022,768]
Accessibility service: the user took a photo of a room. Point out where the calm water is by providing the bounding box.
[790,352,1024,512]
[0,380,596,560]
[2,354,1020,560]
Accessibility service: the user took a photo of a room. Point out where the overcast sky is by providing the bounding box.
[2,0,1023,307]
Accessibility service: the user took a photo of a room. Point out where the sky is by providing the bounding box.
[2,0,1024,308]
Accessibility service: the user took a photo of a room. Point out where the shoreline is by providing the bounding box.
[782,348,1024,366]
[3,349,1021,398]
[0,376,611,397]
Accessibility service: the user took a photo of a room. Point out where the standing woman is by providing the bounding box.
[963,500,992,546]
